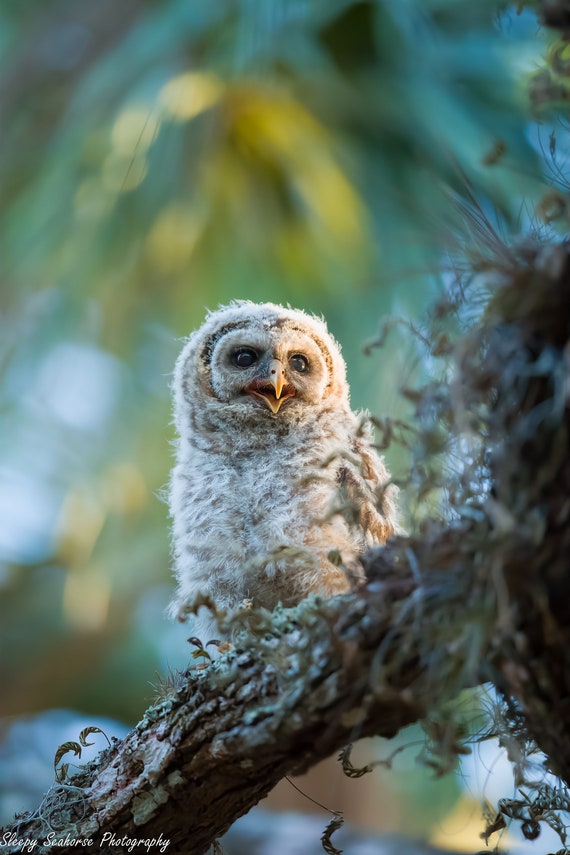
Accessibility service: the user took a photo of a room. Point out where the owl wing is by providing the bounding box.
[337,435,400,546]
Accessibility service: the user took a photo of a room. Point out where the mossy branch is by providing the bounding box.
[0,530,480,855]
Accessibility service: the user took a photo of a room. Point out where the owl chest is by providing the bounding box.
[184,450,334,549]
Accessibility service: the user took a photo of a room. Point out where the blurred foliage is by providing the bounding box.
[0,0,565,840]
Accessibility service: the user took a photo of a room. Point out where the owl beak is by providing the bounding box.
[268,359,286,398]
[244,359,295,413]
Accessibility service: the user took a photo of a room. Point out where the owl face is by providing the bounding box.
[209,324,333,413]
[174,301,350,429]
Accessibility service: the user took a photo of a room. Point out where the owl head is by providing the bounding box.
[173,301,350,437]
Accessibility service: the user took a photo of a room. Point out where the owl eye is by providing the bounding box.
[232,347,258,368]
[289,353,309,374]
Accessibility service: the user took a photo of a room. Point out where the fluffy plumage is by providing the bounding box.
[168,301,399,640]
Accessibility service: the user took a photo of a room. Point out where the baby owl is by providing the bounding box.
[169,301,399,640]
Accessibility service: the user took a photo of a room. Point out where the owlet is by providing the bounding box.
[168,301,399,640]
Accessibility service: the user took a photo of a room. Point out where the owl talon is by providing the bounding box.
[217,641,233,654]
[205,639,233,654]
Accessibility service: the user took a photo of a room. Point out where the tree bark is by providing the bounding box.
[2,241,569,854]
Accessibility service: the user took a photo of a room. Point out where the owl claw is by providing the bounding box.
[206,639,233,654]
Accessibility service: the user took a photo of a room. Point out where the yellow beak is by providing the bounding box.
[244,359,295,413]
[268,359,286,398]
